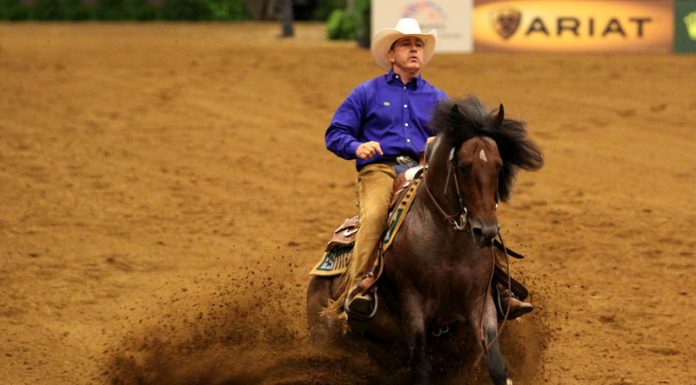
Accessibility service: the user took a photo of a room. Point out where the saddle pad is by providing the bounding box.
[309,245,353,276]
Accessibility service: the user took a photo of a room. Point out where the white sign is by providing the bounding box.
[372,0,474,53]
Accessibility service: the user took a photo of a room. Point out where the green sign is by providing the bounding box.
[675,0,696,52]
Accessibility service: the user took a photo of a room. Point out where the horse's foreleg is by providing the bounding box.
[401,292,431,385]
[469,294,511,385]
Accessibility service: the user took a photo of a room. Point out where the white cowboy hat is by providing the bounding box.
[371,18,438,72]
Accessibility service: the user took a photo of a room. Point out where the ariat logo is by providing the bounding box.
[489,8,653,40]
[383,101,391,107]
[685,11,696,41]
[492,7,521,40]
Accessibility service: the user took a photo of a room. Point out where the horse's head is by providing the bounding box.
[429,96,544,248]
[455,135,503,247]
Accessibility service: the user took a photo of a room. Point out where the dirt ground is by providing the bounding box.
[1,22,695,385]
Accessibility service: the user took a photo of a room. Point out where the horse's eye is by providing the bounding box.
[457,165,470,174]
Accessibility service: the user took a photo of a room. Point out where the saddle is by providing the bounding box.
[309,166,423,277]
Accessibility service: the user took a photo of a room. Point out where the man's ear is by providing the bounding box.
[388,50,395,63]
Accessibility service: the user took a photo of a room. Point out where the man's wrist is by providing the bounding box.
[348,142,361,158]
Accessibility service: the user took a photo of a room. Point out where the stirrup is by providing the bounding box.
[344,288,379,321]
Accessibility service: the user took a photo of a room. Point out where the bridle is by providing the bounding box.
[422,147,469,231]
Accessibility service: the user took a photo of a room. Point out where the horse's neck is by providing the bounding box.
[410,183,477,264]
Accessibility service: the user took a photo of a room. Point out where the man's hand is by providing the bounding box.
[356,141,383,160]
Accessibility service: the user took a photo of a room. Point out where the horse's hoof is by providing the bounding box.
[506,379,513,385]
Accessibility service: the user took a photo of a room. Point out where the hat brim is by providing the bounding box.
[370,29,437,72]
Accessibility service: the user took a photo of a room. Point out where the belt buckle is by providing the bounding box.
[396,155,414,165]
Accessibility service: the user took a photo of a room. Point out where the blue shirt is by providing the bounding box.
[325,70,448,170]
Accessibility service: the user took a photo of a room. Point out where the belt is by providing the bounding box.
[396,155,417,165]
[382,155,417,166]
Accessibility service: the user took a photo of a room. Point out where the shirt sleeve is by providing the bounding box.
[324,85,365,160]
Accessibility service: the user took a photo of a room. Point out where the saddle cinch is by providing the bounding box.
[309,164,530,303]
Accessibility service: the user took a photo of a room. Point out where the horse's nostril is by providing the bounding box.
[472,227,483,238]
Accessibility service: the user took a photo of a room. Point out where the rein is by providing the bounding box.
[475,230,513,366]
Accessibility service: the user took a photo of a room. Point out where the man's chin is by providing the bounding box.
[403,61,421,70]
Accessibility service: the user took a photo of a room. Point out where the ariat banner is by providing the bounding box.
[674,0,696,52]
[474,0,674,52]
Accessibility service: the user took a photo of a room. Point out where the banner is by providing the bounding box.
[473,0,674,52]
[372,0,474,53]
[674,0,696,52]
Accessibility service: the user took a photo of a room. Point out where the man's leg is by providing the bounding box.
[345,163,396,316]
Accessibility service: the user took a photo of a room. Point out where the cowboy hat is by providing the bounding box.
[371,18,438,72]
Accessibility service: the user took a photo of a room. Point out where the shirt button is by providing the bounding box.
[404,123,409,127]
[406,138,411,143]
[404,104,408,108]
[403,87,406,90]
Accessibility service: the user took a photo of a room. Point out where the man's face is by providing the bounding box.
[388,37,425,74]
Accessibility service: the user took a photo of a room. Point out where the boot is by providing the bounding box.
[346,292,376,320]
[498,289,533,320]
[344,274,378,320]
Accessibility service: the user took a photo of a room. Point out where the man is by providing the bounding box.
[325,18,533,320]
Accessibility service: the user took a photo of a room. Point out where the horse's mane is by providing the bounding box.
[430,96,544,202]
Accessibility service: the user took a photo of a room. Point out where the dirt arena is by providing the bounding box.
[1,22,695,385]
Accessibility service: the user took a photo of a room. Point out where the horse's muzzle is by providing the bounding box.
[470,221,499,248]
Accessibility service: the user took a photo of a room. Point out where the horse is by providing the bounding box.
[306,96,544,385]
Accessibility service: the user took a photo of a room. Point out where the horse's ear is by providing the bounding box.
[451,103,461,116]
[494,104,505,127]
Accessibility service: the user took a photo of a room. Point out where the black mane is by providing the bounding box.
[430,96,544,202]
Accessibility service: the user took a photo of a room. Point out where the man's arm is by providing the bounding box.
[325,84,385,161]
[325,86,365,160]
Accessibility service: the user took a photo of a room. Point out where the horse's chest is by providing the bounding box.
[432,263,470,284]
[417,263,481,313]
[426,266,473,300]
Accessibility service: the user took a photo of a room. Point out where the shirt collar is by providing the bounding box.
[386,69,421,90]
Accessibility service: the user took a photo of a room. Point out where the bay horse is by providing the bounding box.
[306,96,544,385]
